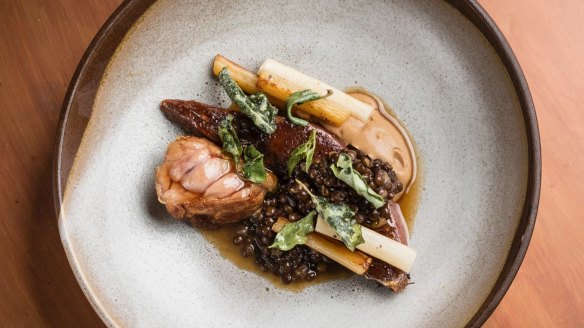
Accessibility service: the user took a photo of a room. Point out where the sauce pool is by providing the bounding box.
[201,224,354,292]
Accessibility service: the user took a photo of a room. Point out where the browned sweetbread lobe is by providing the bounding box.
[155,136,276,229]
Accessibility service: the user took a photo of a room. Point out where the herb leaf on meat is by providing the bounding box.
[285,89,333,126]
[218,67,277,134]
[218,116,267,184]
[330,153,386,209]
[242,145,267,183]
[269,211,316,251]
[296,180,364,250]
[287,130,317,176]
[218,114,242,164]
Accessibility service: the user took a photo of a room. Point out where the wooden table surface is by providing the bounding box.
[1,0,582,326]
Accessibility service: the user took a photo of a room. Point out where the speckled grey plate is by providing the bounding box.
[54,0,540,327]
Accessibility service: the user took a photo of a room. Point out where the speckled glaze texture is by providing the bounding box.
[59,0,529,327]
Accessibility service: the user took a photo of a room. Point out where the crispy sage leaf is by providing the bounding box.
[285,89,333,126]
[242,145,267,183]
[218,68,277,134]
[330,153,386,209]
[218,114,242,163]
[296,180,364,250]
[286,130,317,176]
[269,211,316,251]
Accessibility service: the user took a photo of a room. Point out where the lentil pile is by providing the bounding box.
[233,146,403,284]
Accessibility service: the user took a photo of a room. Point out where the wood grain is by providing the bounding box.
[0,1,120,327]
[0,0,581,327]
[480,1,584,327]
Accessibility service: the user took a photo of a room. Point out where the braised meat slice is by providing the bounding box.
[160,99,345,176]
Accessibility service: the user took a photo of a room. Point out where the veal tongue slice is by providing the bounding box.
[160,99,411,291]
[160,99,345,177]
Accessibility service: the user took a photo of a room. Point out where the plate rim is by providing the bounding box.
[52,0,541,327]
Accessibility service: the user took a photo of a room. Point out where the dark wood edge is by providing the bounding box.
[53,0,542,327]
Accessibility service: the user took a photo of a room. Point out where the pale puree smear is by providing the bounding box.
[323,91,417,201]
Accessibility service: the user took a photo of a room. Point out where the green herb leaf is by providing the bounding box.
[330,153,386,209]
[217,115,268,184]
[218,68,277,134]
[218,114,242,163]
[287,130,317,176]
[269,211,316,251]
[285,89,333,126]
[296,180,364,250]
[242,145,267,183]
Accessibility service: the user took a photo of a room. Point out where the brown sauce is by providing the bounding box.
[395,163,423,233]
[200,224,353,292]
[200,89,423,290]
[382,106,423,233]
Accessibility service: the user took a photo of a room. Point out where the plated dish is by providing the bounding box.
[54,1,540,327]
[155,55,419,290]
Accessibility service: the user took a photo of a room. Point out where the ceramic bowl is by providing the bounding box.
[54,0,540,327]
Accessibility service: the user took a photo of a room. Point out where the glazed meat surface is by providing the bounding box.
[161,99,345,176]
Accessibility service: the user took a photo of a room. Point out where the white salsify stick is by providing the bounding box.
[258,59,374,122]
[315,216,416,273]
